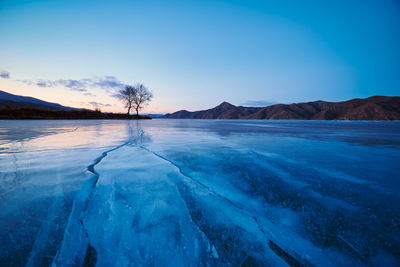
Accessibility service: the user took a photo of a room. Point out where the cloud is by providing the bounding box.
[18,75,126,94]
[88,101,112,108]
[241,100,277,107]
[17,79,32,85]
[0,70,10,79]
[110,93,121,98]
[84,92,96,97]
[36,80,54,87]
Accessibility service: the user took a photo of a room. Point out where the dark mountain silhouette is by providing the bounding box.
[142,113,165,118]
[162,96,400,120]
[0,90,151,119]
[0,90,76,110]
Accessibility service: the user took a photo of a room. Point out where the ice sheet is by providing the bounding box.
[0,119,399,266]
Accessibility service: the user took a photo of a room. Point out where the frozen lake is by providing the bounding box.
[0,119,399,266]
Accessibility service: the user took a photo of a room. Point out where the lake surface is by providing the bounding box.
[0,119,399,266]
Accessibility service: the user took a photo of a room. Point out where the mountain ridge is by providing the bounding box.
[162,96,400,120]
[0,90,77,110]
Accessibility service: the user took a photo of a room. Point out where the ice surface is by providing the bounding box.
[0,119,400,266]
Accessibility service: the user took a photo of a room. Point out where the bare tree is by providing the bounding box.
[131,83,153,116]
[118,86,135,115]
[117,84,153,116]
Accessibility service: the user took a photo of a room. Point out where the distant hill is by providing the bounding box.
[162,96,400,120]
[0,90,151,119]
[142,113,165,118]
[0,90,76,110]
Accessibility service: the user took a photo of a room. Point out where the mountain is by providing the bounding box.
[162,96,400,120]
[142,113,165,118]
[163,101,262,119]
[0,90,153,119]
[0,90,76,110]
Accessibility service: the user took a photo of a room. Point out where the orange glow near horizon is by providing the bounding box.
[0,78,168,114]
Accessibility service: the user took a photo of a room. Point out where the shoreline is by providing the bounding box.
[0,108,152,120]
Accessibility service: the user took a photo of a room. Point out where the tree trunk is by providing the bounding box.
[127,106,131,115]
[136,108,139,116]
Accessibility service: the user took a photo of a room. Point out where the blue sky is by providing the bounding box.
[0,0,399,113]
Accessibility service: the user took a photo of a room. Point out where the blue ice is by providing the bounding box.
[0,119,400,266]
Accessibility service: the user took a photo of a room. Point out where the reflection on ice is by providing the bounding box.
[0,119,400,266]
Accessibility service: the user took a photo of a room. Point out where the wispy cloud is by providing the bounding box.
[241,100,277,107]
[110,93,121,98]
[0,70,10,79]
[88,101,112,108]
[84,92,96,97]
[18,76,126,94]
[36,80,54,87]
[17,79,33,85]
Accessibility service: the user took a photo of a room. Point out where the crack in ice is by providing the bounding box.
[137,145,267,259]
[52,135,137,266]
[138,144,321,266]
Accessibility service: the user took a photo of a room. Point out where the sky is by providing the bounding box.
[0,0,399,113]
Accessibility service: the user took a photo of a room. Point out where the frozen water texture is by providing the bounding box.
[0,119,400,266]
